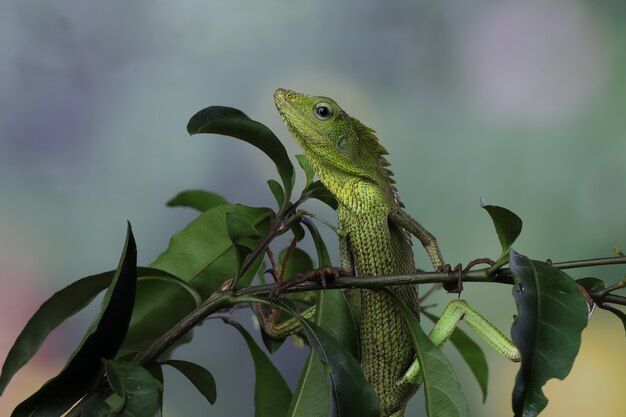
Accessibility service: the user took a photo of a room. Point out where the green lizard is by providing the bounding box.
[271,88,520,417]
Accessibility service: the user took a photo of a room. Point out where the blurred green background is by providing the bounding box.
[1,0,625,415]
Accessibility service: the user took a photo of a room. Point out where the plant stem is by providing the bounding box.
[141,255,626,367]
[133,292,232,366]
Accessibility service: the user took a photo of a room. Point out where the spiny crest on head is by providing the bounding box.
[349,115,404,207]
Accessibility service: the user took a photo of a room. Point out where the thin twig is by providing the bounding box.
[549,256,626,269]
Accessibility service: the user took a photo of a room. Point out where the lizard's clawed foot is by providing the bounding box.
[269,266,347,301]
[440,263,463,294]
[440,258,496,294]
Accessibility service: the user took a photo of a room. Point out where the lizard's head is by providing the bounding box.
[274,88,396,206]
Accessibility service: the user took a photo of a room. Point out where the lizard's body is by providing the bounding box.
[339,195,419,415]
[274,89,445,416]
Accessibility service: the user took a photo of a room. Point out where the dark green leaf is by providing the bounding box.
[187,106,295,202]
[481,203,522,260]
[105,359,127,412]
[280,248,314,282]
[105,360,159,417]
[287,290,360,417]
[230,321,292,417]
[0,267,187,395]
[162,359,217,405]
[166,190,228,212]
[81,393,117,416]
[236,250,266,291]
[422,311,489,403]
[287,353,329,417]
[304,181,338,210]
[509,251,589,417]
[147,363,165,412]
[267,179,285,208]
[0,273,110,394]
[576,277,606,292]
[388,291,469,417]
[300,218,332,268]
[139,269,202,308]
[295,154,314,188]
[314,291,359,360]
[120,270,207,356]
[290,221,306,242]
[274,248,317,306]
[12,223,138,417]
[226,212,261,283]
[122,204,272,353]
[259,325,286,354]
[278,302,378,417]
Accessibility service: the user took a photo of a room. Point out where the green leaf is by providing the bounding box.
[81,393,117,416]
[509,251,589,417]
[0,273,110,395]
[281,248,314,282]
[12,223,138,417]
[0,267,188,395]
[166,189,228,212]
[122,204,272,353]
[105,360,128,411]
[148,363,165,412]
[273,248,317,306]
[481,202,523,262]
[300,218,332,268]
[139,269,202,308]
[304,181,338,210]
[287,353,329,417]
[286,290,360,417]
[226,212,261,283]
[104,360,159,417]
[422,310,489,403]
[259,327,286,354]
[121,271,208,355]
[187,106,295,202]
[162,359,217,405]
[279,302,378,417]
[290,221,306,242]
[267,179,285,208]
[295,154,314,188]
[230,321,292,417]
[388,291,469,417]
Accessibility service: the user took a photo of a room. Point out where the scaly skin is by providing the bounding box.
[274,88,445,416]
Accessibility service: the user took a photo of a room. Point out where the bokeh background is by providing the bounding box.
[2,0,626,415]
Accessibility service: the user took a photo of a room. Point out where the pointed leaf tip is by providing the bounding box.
[162,360,217,405]
[230,321,292,417]
[482,204,522,257]
[186,105,295,202]
[10,225,138,416]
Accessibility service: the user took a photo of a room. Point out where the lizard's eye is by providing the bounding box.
[314,102,333,120]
